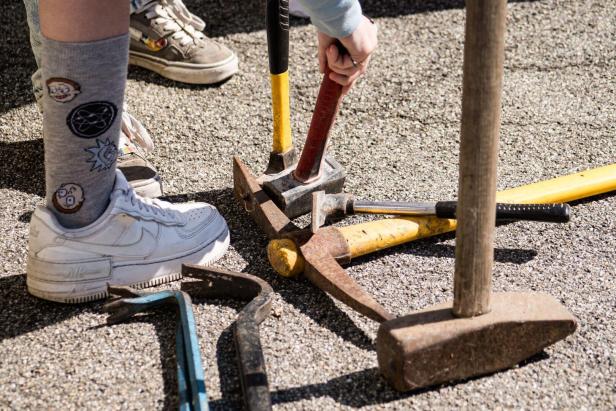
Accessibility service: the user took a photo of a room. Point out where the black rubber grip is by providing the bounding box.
[266,0,289,74]
[435,201,571,223]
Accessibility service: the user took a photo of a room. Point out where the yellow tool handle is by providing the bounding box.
[269,164,616,276]
[343,163,616,258]
[495,163,616,203]
[340,216,457,259]
[270,72,292,153]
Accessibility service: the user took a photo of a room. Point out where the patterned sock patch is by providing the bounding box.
[41,34,128,228]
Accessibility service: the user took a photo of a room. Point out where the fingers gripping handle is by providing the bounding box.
[435,201,571,223]
[293,44,346,183]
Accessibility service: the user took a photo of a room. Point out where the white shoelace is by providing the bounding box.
[144,1,205,47]
[122,186,186,224]
[127,188,167,217]
[120,108,155,154]
[164,0,205,31]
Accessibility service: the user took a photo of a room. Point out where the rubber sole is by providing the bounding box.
[129,52,239,85]
[27,228,230,304]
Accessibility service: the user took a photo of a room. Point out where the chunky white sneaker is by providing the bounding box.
[26,170,230,303]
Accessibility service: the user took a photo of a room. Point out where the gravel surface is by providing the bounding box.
[1,0,615,409]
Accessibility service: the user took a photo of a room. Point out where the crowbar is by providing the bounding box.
[103,286,208,411]
[181,265,274,411]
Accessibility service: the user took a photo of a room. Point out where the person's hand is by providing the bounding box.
[317,15,377,95]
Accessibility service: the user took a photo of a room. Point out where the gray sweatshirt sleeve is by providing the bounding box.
[296,0,363,38]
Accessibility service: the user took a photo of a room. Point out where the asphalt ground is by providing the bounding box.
[1,0,615,409]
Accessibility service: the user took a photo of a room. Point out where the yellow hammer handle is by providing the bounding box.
[342,163,616,258]
[270,72,292,154]
[268,164,616,277]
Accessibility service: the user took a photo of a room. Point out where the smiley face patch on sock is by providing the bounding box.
[85,138,118,171]
[67,101,118,138]
[46,78,82,103]
[52,183,85,214]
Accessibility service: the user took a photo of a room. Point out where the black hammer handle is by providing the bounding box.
[435,201,571,223]
[266,0,289,75]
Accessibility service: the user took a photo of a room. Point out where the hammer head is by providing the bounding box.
[376,292,577,391]
[311,191,353,233]
[262,155,346,219]
[233,155,298,239]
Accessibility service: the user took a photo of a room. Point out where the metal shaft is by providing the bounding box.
[352,200,436,215]
[453,0,507,318]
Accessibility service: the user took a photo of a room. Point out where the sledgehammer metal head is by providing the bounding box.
[263,156,346,219]
[376,292,576,391]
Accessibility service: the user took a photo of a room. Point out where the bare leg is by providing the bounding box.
[40,0,128,42]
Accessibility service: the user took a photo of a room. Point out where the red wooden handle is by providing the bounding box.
[294,66,344,182]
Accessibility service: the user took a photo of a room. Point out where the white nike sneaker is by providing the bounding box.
[26,170,230,303]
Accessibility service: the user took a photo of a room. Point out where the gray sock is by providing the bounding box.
[41,34,129,228]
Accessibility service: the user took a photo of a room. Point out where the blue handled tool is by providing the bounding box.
[103,287,208,411]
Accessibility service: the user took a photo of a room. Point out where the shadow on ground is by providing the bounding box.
[0,138,45,196]
[98,311,181,411]
[208,349,549,409]
[1,2,37,115]
[167,188,376,352]
[346,232,539,269]
[0,274,96,341]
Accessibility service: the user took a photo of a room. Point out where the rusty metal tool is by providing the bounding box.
[102,287,208,411]
[310,191,571,232]
[181,265,274,411]
[376,0,576,391]
[234,155,394,322]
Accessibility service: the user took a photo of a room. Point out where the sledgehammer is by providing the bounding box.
[244,0,347,219]
[261,45,348,218]
[376,0,576,391]
[264,0,295,174]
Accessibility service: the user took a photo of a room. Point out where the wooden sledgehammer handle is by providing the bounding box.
[453,0,507,317]
[294,44,346,183]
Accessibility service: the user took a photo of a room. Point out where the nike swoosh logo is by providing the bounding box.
[62,226,158,258]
